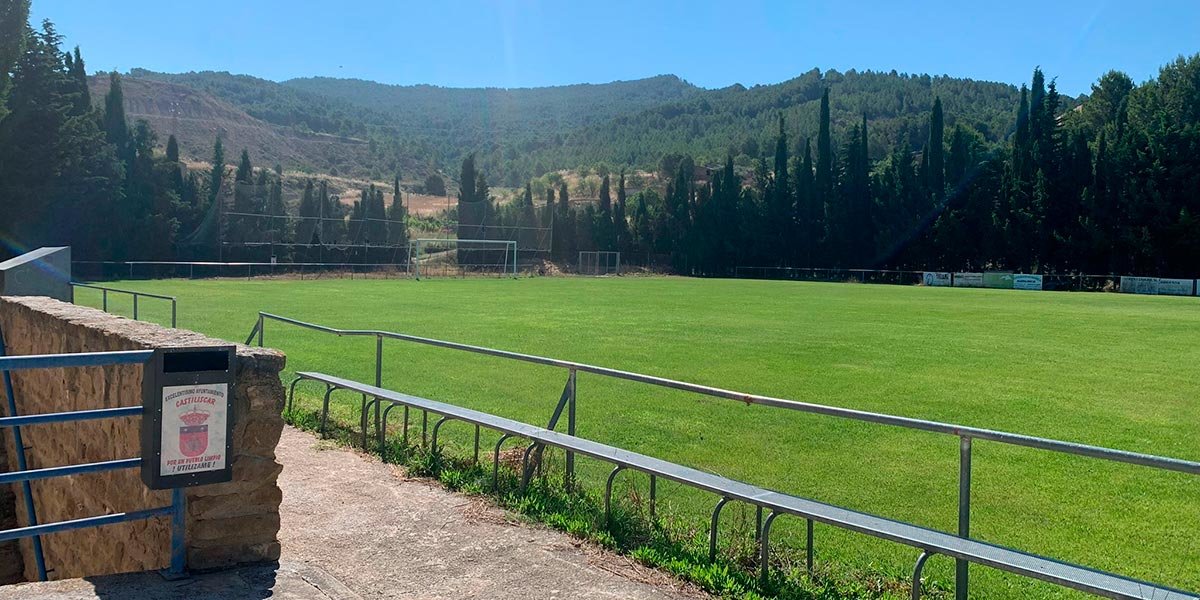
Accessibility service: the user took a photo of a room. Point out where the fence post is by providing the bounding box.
[171,300,177,328]
[102,289,108,312]
[566,368,577,486]
[133,294,139,321]
[375,334,383,388]
[957,436,972,600]
[166,487,187,579]
[0,331,48,581]
[256,314,264,347]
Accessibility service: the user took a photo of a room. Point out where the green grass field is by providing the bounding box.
[74,277,1200,599]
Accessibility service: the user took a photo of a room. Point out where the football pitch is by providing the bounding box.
[74,276,1200,598]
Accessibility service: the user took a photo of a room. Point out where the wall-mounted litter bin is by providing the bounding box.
[141,346,237,490]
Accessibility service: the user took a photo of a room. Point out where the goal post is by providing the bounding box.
[578,251,621,276]
[409,238,517,279]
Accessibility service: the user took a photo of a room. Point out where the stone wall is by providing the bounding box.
[0,296,285,581]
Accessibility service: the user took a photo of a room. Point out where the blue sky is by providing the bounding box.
[31,0,1200,96]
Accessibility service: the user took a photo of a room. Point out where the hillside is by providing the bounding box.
[543,68,1033,170]
[89,75,389,177]
[120,67,1061,185]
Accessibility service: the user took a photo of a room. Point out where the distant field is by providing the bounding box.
[74,277,1200,598]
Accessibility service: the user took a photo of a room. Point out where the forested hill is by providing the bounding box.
[283,74,700,134]
[124,67,1041,185]
[542,69,1032,173]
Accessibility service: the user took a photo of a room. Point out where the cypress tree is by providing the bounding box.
[614,171,628,253]
[103,71,128,151]
[67,46,89,114]
[598,174,613,250]
[235,149,253,183]
[928,97,945,201]
[101,72,125,136]
[543,187,555,227]
[772,114,790,261]
[0,0,30,122]
[166,134,179,162]
[207,137,224,207]
[816,88,833,218]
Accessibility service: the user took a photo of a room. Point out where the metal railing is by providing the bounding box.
[248,311,1199,600]
[71,282,177,328]
[0,346,185,581]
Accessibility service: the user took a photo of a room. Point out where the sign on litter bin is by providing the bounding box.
[141,346,236,490]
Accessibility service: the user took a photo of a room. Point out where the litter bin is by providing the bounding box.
[141,346,237,490]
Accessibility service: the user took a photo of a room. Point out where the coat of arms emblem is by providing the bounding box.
[179,409,210,457]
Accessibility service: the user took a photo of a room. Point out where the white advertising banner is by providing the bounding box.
[159,383,229,477]
[1121,276,1159,295]
[1157,278,1195,296]
[953,273,984,288]
[923,272,952,287]
[1013,274,1043,290]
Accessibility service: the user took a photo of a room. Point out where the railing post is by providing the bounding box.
[566,368,576,486]
[957,436,972,600]
[133,294,139,320]
[170,299,177,328]
[102,288,107,312]
[374,335,383,450]
[257,314,264,347]
[375,334,383,387]
[0,332,48,581]
[165,487,187,579]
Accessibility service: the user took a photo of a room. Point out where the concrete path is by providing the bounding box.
[273,426,700,599]
[0,427,702,599]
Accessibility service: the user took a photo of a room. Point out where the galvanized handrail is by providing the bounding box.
[253,310,1200,599]
[252,311,1199,474]
[71,282,177,328]
[0,346,184,581]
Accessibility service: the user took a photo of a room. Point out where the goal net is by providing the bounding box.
[409,238,517,278]
[578,251,621,276]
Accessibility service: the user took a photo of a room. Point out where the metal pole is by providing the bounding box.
[102,289,107,312]
[170,300,177,328]
[709,497,731,561]
[759,511,780,585]
[167,487,187,579]
[375,335,383,387]
[649,475,656,517]
[912,551,934,600]
[257,314,264,347]
[0,332,47,581]
[806,519,814,573]
[133,294,139,321]
[957,436,972,600]
[566,368,576,486]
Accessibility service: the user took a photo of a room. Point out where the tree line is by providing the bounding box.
[0,9,410,264]
[497,59,1200,277]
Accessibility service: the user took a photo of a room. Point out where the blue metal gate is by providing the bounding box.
[0,338,185,581]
